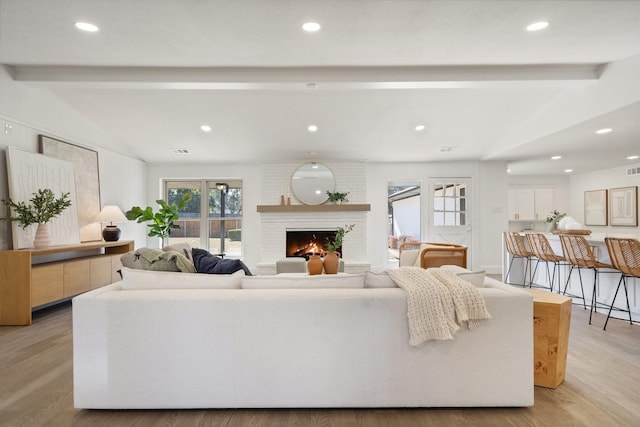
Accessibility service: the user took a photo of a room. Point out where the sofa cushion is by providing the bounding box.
[440,265,486,287]
[241,273,365,289]
[365,270,397,288]
[120,267,244,289]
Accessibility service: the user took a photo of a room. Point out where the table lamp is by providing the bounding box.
[96,205,128,241]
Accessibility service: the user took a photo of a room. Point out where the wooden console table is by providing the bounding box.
[523,288,572,388]
[0,240,133,325]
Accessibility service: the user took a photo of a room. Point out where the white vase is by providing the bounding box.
[33,223,51,248]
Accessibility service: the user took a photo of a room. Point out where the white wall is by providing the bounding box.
[0,66,147,250]
[367,160,509,273]
[569,164,640,236]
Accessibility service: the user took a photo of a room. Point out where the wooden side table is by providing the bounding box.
[522,288,572,388]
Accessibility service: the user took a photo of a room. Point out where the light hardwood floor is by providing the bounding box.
[1,295,639,427]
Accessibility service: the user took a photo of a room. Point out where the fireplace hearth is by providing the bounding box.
[286,229,339,259]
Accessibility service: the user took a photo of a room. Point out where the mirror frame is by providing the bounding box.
[290,162,335,205]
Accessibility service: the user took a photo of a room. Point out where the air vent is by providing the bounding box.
[169,148,190,155]
[627,166,640,176]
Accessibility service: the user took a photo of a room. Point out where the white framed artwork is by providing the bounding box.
[610,186,638,227]
[6,147,80,249]
[39,135,102,242]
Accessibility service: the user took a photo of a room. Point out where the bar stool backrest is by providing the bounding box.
[504,232,530,257]
[526,233,558,262]
[605,237,640,278]
[559,234,599,268]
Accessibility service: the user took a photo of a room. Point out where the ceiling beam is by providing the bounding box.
[9,64,602,90]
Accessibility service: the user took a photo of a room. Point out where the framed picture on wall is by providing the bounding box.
[609,186,638,226]
[584,189,607,226]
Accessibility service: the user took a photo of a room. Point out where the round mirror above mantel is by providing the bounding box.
[291,162,335,205]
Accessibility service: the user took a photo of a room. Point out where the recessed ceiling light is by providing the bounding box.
[302,22,321,32]
[307,125,318,132]
[75,22,99,32]
[200,125,211,132]
[595,128,613,134]
[627,155,639,160]
[415,125,425,132]
[507,168,511,173]
[564,169,573,173]
[551,155,562,160]
[526,21,549,31]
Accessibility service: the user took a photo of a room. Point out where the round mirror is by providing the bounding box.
[291,162,335,205]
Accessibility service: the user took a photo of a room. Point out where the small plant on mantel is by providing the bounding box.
[326,224,355,252]
[326,191,349,204]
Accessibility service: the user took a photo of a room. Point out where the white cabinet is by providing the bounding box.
[533,188,554,221]
[508,188,555,221]
[508,189,535,220]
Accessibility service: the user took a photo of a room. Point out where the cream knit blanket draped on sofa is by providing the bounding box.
[387,267,491,346]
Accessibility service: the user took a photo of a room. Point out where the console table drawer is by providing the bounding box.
[32,263,64,307]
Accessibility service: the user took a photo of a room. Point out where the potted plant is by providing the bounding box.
[546,210,566,232]
[126,193,192,244]
[324,224,354,274]
[326,191,349,204]
[1,188,72,248]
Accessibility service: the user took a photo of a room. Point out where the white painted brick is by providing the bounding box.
[260,162,368,263]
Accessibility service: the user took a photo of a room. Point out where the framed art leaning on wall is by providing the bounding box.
[584,189,607,226]
[609,186,638,227]
[40,135,102,241]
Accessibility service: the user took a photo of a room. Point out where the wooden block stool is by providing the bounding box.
[523,288,572,388]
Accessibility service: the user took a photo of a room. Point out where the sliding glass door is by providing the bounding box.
[164,180,243,257]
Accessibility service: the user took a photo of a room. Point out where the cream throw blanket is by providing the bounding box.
[387,267,491,346]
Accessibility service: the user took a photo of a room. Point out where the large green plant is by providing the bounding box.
[1,188,71,228]
[126,193,192,239]
[326,224,354,252]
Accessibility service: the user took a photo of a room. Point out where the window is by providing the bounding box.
[433,182,466,226]
[165,180,243,257]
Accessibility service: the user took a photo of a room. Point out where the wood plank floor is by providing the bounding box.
[1,296,639,427]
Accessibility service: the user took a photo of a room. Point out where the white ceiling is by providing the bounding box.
[1,0,640,175]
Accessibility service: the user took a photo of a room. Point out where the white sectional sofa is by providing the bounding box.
[72,269,534,409]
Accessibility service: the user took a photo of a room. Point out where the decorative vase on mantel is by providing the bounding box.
[307,254,323,275]
[33,223,51,248]
[323,251,340,275]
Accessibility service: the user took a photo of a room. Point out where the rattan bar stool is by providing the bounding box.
[504,232,535,287]
[603,237,639,330]
[526,233,566,293]
[559,234,616,321]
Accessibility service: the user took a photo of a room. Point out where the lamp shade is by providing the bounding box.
[95,205,127,224]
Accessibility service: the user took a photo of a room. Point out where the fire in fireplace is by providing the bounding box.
[286,229,339,258]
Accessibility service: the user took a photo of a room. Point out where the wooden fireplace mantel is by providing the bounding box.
[257,204,370,213]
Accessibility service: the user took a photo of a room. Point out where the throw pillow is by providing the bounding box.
[162,243,193,262]
[120,247,196,273]
[191,248,252,275]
